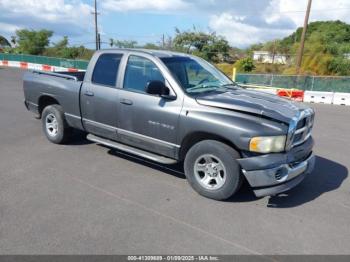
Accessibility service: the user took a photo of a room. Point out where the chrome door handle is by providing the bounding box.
[120,98,133,105]
[84,91,94,96]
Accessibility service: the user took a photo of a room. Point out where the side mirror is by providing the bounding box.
[145,80,176,100]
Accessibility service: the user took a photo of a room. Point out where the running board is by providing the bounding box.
[87,134,178,165]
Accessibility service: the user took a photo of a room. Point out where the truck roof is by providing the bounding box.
[98,48,192,59]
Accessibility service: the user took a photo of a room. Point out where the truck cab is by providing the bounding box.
[80,50,183,158]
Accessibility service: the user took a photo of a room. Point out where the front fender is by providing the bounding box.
[178,101,288,151]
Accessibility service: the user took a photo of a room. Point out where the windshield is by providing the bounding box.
[160,56,237,94]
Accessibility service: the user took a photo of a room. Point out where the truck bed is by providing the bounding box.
[23,70,85,130]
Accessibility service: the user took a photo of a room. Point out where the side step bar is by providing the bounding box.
[87,134,178,165]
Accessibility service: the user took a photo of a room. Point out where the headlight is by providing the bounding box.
[249,136,286,153]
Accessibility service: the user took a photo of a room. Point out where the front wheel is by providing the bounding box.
[184,140,242,200]
[41,105,72,144]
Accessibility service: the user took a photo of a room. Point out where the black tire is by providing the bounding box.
[184,140,242,200]
[41,104,72,144]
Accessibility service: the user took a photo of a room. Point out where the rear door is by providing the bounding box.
[117,54,182,158]
[80,53,123,140]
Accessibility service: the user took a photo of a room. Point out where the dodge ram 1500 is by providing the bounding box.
[23,49,315,200]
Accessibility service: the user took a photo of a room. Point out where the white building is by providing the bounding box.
[253,51,287,64]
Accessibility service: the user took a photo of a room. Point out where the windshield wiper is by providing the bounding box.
[187,84,221,93]
[221,83,240,90]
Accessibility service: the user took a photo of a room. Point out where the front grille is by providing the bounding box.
[291,112,314,147]
[296,118,306,129]
[289,152,312,168]
[294,133,303,142]
[275,170,284,180]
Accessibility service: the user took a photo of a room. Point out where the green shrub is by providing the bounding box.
[234,57,255,72]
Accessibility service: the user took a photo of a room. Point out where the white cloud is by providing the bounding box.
[0,0,93,38]
[1,0,350,48]
[209,13,292,47]
[270,0,350,25]
[0,22,21,33]
[101,0,189,12]
[209,0,350,47]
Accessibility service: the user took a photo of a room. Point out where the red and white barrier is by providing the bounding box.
[247,86,350,106]
[333,92,350,106]
[0,60,83,72]
[304,91,334,104]
[247,88,305,101]
[277,89,304,102]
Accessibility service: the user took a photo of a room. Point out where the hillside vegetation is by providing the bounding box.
[252,20,350,75]
[1,21,350,76]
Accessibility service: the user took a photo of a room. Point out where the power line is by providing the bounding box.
[102,33,163,39]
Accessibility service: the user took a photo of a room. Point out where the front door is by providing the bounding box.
[117,55,182,158]
[80,53,123,139]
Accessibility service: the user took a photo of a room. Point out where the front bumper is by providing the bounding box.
[238,137,315,197]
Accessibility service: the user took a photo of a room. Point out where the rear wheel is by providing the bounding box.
[184,140,242,200]
[41,105,71,144]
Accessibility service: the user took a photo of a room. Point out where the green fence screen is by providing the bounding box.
[236,73,350,93]
[1,54,350,92]
[0,53,89,70]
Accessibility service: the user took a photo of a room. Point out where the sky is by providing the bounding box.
[1,0,350,49]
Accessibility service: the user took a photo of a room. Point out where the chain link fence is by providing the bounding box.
[1,54,350,93]
[0,53,88,70]
[236,73,350,93]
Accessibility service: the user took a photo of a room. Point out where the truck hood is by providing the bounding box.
[196,88,308,123]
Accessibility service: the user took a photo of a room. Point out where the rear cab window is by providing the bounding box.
[92,53,123,87]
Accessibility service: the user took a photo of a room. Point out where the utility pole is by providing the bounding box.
[296,0,312,74]
[162,34,165,49]
[272,40,277,64]
[92,0,99,50]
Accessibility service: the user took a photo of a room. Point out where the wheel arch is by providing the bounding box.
[38,95,60,118]
[179,132,241,161]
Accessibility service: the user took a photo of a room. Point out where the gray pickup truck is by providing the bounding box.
[23,49,315,200]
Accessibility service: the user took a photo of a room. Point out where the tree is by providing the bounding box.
[173,28,231,62]
[44,36,69,58]
[143,43,160,50]
[246,43,264,56]
[54,36,69,50]
[174,28,213,52]
[111,39,138,48]
[202,36,230,62]
[15,29,53,55]
[162,35,174,50]
[43,36,94,60]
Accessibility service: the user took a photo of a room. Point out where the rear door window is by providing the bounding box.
[92,53,123,87]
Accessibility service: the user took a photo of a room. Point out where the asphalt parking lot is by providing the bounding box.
[0,67,350,255]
